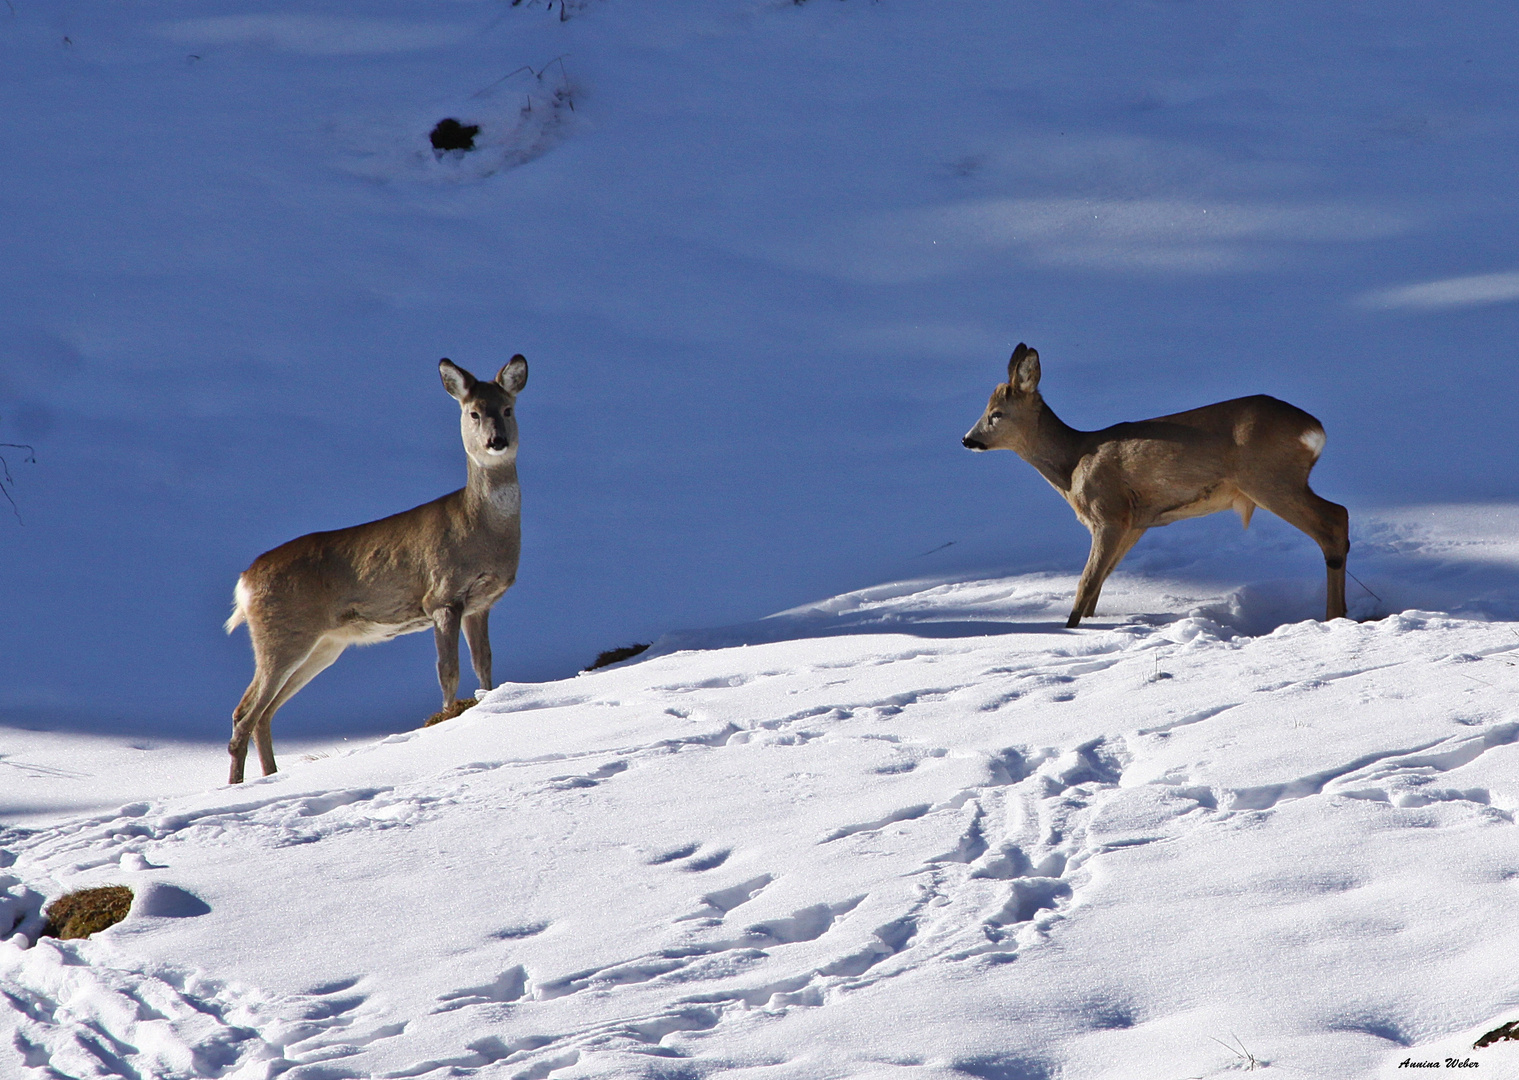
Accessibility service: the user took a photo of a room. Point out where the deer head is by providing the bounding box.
[962,343,1041,453]
[440,355,529,467]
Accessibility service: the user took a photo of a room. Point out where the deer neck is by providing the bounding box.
[1016,399,1083,493]
[463,457,521,523]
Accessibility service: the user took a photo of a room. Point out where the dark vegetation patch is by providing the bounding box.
[1476,1020,1519,1048]
[425,697,477,727]
[43,885,132,939]
[586,643,650,671]
[430,118,480,153]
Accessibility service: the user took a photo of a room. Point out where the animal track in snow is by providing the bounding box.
[396,1003,726,1080]
[744,895,864,945]
[1225,729,1509,811]
[1318,721,1519,814]
[684,847,731,871]
[821,804,931,843]
[526,896,863,1003]
[435,965,529,1011]
[543,759,629,791]
[684,874,774,918]
[4,786,453,871]
[0,938,399,1077]
[647,842,700,865]
[1138,701,1241,736]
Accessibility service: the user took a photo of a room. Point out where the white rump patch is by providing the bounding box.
[1300,428,1326,458]
[224,577,252,634]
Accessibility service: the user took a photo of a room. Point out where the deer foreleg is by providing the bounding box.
[462,609,492,694]
[434,604,464,705]
[1079,527,1146,618]
[1069,524,1136,628]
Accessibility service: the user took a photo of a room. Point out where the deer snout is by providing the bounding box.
[963,434,987,451]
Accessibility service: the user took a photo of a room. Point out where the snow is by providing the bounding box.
[6,572,1519,1078]
[5,0,1519,1076]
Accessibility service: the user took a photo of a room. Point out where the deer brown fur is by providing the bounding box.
[224,356,528,783]
[963,344,1348,628]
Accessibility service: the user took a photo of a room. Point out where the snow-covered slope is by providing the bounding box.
[6,551,1519,1078]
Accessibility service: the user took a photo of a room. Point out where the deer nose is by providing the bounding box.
[963,435,986,450]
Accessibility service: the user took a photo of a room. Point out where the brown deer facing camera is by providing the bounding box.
[963,344,1348,629]
[224,356,528,783]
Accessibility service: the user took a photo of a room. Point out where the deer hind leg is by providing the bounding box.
[1241,481,1350,621]
[462,609,492,695]
[230,633,343,784]
[250,637,347,777]
[1070,524,1143,628]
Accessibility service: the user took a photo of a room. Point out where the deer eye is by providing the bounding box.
[470,411,480,420]
[989,411,1004,422]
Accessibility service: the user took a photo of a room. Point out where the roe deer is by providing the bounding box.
[962,344,1348,628]
[223,356,528,783]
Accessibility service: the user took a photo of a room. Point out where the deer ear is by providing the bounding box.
[1008,345,1040,394]
[496,354,528,395]
[440,358,476,402]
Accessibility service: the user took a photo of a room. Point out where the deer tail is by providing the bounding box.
[224,577,250,634]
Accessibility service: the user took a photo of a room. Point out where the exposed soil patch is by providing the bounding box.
[1476,1020,1519,1048]
[425,697,478,727]
[43,886,133,939]
[430,118,480,153]
[586,643,650,671]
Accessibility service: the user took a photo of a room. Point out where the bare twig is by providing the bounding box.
[910,540,955,558]
[0,440,37,523]
[1209,1033,1259,1070]
[472,54,572,106]
[1347,569,1382,603]
[471,64,534,99]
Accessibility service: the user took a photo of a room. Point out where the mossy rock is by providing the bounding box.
[425,697,477,727]
[43,885,133,939]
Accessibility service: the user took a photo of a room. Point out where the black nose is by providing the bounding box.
[963,436,985,450]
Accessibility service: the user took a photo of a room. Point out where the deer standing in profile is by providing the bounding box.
[962,344,1348,628]
[223,356,528,783]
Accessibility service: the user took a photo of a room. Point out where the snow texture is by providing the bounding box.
[5,580,1519,1078]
